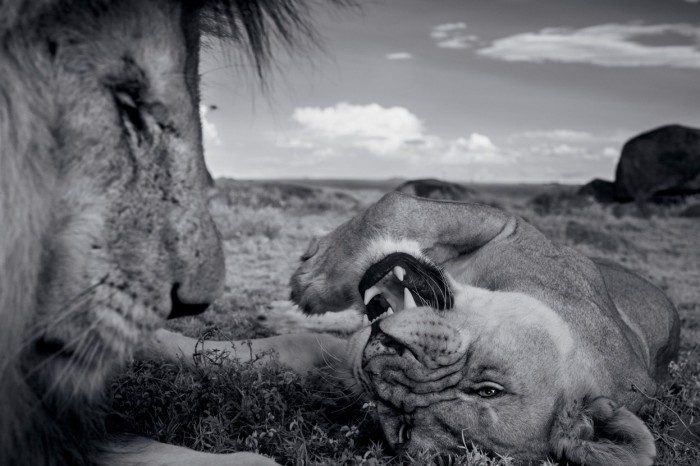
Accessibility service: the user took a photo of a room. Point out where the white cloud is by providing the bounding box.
[431,22,480,49]
[478,23,700,69]
[276,106,633,182]
[442,134,513,165]
[508,129,628,145]
[279,102,514,169]
[200,105,221,146]
[510,129,595,142]
[431,22,467,38]
[602,146,619,158]
[290,102,425,156]
[386,52,413,60]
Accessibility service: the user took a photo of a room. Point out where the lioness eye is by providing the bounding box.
[477,386,501,398]
[300,237,320,262]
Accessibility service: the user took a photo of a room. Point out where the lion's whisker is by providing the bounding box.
[0,279,111,376]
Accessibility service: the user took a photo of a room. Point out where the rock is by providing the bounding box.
[614,124,700,201]
[679,203,700,218]
[528,185,593,215]
[395,178,475,201]
[578,178,616,203]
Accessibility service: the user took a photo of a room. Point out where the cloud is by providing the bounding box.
[431,22,480,49]
[509,129,596,142]
[386,52,413,60]
[200,105,221,146]
[602,146,619,158]
[508,128,627,145]
[280,102,514,168]
[478,23,700,69]
[442,134,513,165]
[290,102,425,156]
[278,105,629,182]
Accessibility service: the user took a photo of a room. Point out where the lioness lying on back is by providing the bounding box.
[153,192,679,465]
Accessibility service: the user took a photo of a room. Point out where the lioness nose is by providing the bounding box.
[167,283,211,319]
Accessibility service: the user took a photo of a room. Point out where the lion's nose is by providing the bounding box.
[368,308,465,369]
[167,283,211,319]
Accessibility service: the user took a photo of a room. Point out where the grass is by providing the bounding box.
[109,179,700,465]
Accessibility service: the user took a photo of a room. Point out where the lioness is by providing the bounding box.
[0,1,344,465]
[154,192,680,465]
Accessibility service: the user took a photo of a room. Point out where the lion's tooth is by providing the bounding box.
[364,286,382,305]
[363,315,370,326]
[398,423,407,443]
[393,266,405,281]
[386,307,394,315]
[371,310,388,324]
[404,287,418,309]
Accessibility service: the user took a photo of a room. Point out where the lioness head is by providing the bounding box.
[349,249,654,464]
[348,247,574,455]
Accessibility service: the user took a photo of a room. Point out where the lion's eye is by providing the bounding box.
[476,385,502,398]
[113,85,146,134]
[300,237,320,262]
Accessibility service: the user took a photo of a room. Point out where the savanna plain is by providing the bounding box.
[110,179,700,465]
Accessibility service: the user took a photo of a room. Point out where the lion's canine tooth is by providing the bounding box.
[364,286,382,305]
[387,307,394,315]
[404,287,417,309]
[398,423,407,443]
[393,266,405,281]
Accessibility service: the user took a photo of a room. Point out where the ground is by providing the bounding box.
[110,180,700,465]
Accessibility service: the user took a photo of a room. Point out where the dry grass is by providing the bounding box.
[110,180,700,465]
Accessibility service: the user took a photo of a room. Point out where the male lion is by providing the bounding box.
[0,1,345,465]
[154,192,680,465]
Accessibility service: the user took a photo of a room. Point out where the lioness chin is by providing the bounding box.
[154,192,679,466]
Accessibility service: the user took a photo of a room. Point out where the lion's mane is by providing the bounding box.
[0,1,351,464]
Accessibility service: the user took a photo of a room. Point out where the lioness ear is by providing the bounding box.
[550,396,656,466]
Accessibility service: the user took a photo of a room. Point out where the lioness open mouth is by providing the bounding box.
[358,252,453,324]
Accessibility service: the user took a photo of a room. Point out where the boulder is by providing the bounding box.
[577,178,616,203]
[679,203,700,218]
[395,178,475,201]
[614,124,700,201]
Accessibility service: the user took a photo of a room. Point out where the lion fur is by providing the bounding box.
[0,1,349,465]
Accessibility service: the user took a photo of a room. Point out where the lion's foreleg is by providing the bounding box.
[144,328,348,375]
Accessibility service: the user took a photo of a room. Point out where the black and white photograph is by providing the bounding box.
[1,0,698,465]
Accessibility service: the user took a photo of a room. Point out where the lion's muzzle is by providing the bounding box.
[167,283,212,319]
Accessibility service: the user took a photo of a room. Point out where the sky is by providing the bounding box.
[199,0,700,184]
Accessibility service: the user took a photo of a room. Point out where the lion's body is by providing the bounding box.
[595,258,680,382]
[288,192,680,465]
[0,1,343,465]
